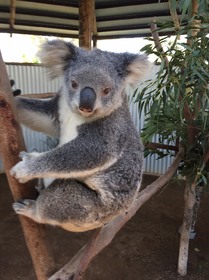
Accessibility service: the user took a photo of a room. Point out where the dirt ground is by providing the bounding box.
[0,173,209,280]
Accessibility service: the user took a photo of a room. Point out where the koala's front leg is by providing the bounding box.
[10,136,114,183]
[10,151,40,183]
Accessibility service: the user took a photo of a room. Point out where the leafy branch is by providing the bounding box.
[135,2,209,187]
[134,0,209,276]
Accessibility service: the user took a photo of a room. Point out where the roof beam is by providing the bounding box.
[0,18,78,31]
[96,10,174,22]
[13,7,78,20]
[0,28,78,38]
[95,0,168,9]
[95,30,175,40]
[24,0,78,8]
[98,23,150,32]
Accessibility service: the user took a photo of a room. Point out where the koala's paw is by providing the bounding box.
[13,199,36,217]
[19,151,39,160]
[35,185,44,193]
[10,151,38,183]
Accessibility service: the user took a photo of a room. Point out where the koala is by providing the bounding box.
[10,40,148,232]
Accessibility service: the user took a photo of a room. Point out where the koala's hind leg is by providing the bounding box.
[13,179,106,232]
[13,199,39,222]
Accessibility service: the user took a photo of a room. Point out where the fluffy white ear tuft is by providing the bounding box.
[38,40,71,78]
[126,55,151,87]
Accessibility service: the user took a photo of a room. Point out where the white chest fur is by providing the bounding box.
[59,95,86,145]
[43,95,85,188]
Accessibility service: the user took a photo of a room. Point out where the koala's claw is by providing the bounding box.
[13,199,35,215]
[35,185,44,193]
[10,163,30,183]
[19,151,38,160]
[19,151,28,159]
[10,155,33,183]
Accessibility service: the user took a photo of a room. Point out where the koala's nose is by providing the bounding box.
[79,87,96,113]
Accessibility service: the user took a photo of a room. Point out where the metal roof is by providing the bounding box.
[0,0,176,40]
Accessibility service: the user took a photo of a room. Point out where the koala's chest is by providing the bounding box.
[58,98,85,145]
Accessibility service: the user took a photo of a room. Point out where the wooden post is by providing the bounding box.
[0,50,55,279]
[10,0,16,33]
[92,3,97,48]
[79,0,95,49]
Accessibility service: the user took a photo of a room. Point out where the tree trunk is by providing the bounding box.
[0,50,55,279]
[177,1,200,274]
[177,179,196,276]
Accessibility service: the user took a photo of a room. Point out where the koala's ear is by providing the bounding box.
[120,53,150,86]
[38,40,77,78]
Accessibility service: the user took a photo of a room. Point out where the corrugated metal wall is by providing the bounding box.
[0,63,173,174]
[129,65,174,174]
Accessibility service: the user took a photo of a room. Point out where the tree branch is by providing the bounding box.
[150,22,169,68]
[146,142,178,152]
[0,50,55,280]
[49,146,184,280]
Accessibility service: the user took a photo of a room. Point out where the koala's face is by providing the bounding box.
[39,40,149,119]
[63,57,124,119]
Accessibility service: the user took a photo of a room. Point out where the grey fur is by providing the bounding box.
[10,40,148,232]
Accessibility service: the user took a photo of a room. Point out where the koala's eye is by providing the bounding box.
[71,80,78,89]
[102,88,111,95]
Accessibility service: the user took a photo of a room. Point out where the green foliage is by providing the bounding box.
[135,0,209,187]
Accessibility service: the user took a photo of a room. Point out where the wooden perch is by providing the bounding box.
[49,146,184,280]
[0,50,55,279]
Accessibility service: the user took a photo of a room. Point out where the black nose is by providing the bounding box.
[79,87,96,113]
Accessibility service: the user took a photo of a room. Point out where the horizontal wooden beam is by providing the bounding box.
[24,0,78,7]
[0,28,79,38]
[96,11,173,22]
[0,18,78,30]
[0,6,78,20]
[95,0,168,9]
[0,27,177,40]
[0,6,173,22]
